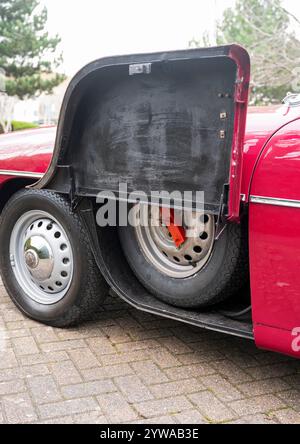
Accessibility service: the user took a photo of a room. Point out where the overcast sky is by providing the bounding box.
[41,0,300,76]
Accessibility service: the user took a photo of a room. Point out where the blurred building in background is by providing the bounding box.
[13,78,70,125]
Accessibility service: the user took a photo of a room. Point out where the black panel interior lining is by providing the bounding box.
[65,55,236,213]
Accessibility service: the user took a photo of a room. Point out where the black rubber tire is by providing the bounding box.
[118,220,249,308]
[0,189,108,327]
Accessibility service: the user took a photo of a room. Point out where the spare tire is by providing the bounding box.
[118,205,248,308]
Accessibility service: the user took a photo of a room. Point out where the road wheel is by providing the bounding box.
[118,204,248,308]
[0,189,108,327]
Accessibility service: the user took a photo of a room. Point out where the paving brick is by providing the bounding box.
[147,348,181,368]
[165,363,215,380]
[271,408,300,424]
[131,360,168,384]
[177,350,224,365]
[230,394,287,416]
[237,378,291,396]
[82,364,134,381]
[31,327,59,343]
[5,321,28,331]
[158,337,193,354]
[189,391,236,422]
[149,379,205,399]
[174,409,208,424]
[2,308,25,322]
[86,336,117,356]
[134,396,192,418]
[12,336,39,356]
[115,375,153,403]
[100,350,150,366]
[2,393,38,424]
[19,351,69,366]
[5,328,31,339]
[61,380,116,399]
[211,360,253,384]
[67,348,100,370]
[200,375,243,402]
[276,390,300,411]
[170,326,205,343]
[39,397,99,419]
[27,375,62,404]
[101,326,131,344]
[283,374,300,390]
[116,339,160,353]
[72,411,108,424]
[0,349,18,369]
[133,416,176,424]
[0,364,50,382]
[97,392,138,422]
[128,327,171,341]
[229,414,278,424]
[50,360,82,385]
[0,379,26,396]
[40,339,86,352]
[246,363,299,380]
[36,416,74,424]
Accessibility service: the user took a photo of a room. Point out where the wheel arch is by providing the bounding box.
[0,177,37,213]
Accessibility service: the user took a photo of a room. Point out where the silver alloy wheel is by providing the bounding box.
[133,205,215,279]
[9,210,74,305]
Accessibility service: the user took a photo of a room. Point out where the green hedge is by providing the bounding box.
[11,121,38,132]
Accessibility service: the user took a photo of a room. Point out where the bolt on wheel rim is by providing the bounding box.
[9,210,73,305]
[133,204,215,279]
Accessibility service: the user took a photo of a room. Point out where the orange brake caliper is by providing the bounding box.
[161,207,186,248]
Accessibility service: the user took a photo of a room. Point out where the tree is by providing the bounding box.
[190,0,300,104]
[0,0,65,99]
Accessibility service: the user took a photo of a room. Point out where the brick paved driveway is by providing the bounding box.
[0,279,299,424]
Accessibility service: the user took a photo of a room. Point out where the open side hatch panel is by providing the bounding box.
[36,45,250,219]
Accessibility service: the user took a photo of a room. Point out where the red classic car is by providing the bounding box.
[0,45,299,358]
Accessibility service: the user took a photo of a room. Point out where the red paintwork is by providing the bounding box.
[249,118,300,358]
[241,104,300,199]
[227,45,250,222]
[0,127,55,186]
[0,103,300,358]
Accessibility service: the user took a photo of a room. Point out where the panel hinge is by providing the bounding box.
[215,184,229,240]
[129,63,152,76]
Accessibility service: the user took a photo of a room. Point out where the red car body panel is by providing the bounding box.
[241,104,300,200]
[0,105,300,358]
[0,127,54,179]
[249,118,300,357]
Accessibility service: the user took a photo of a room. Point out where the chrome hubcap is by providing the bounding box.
[10,211,74,305]
[24,236,54,280]
[134,205,215,279]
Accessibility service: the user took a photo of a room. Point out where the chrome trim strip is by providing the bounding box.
[250,195,300,209]
[0,170,43,179]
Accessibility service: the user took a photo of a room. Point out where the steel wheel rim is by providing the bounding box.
[9,210,74,305]
[134,205,215,279]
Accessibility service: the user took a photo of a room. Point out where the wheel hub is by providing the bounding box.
[134,205,215,279]
[24,236,54,280]
[24,249,39,269]
[10,211,74,305]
